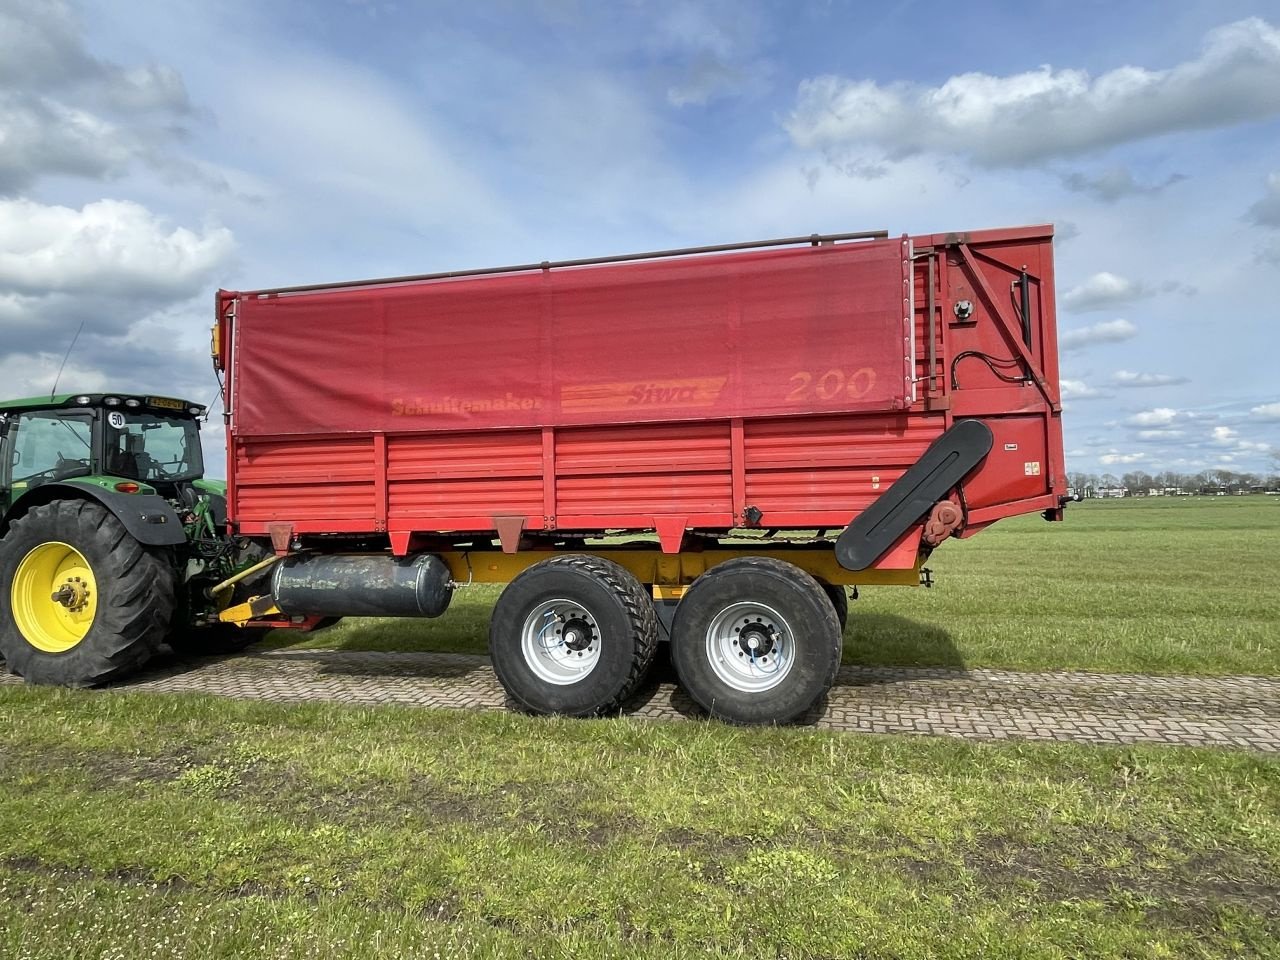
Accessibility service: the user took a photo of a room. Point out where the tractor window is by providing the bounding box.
[103,414,203,483]
[9,412,92,484]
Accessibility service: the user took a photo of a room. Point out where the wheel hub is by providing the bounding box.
[520,599,603,685]
[735,623,776,658]
[705,601,795,693]
[51,578,91,613]
[561,617,595,652]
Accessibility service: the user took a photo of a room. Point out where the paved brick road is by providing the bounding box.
[6,649,1278,751]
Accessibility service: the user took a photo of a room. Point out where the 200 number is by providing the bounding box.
[786,367,878,402]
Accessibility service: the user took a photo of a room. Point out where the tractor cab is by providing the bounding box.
[0,393,207,514]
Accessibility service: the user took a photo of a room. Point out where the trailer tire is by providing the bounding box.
[818,582,849,632]
[0,500,174,687]
[671,557,841,725]
[489,555,659,717]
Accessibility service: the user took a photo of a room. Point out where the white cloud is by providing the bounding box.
[0,0,194,193]
[0,97,139,191]
[0,198,234,389]
[1137,428,1186,441]
[1060,318,1138,351]
[1061,379,1106,400]
[1127,408,1180,427]
[1111,370,1189,388]
[1250,401,1280,421]
[0,352,109,398]
[1247,172,1280,228]
[785,18,1280,167]
[1062,272,1149,311]
[1100,451,1147,465]
[0,198,233,300]
[0,1,187,109]
[1208,424,1272,455]
[1061,167,1186,203]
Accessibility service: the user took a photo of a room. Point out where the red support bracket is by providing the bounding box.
[654,516,688,554]
[493,516,527,554]
[267,523,293,556]
[955,244,1061,412]
[389,530,413,556]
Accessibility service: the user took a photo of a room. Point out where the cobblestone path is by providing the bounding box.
[4,650,1278,752]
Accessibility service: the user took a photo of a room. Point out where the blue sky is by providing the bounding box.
[2,0,1278,480]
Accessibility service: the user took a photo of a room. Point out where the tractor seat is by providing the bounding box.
[51,458,90,481]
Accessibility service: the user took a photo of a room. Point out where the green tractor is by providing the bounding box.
[0,392,272,686]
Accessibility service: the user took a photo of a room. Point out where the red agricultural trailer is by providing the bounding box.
[213,225,1067,723]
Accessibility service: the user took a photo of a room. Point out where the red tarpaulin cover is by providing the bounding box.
[232,239,911,437]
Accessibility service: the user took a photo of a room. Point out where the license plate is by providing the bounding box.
[148,397,184,410]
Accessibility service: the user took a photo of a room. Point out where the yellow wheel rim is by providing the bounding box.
[10,542,98,653]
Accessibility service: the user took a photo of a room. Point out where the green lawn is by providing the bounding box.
[1,688,1277,959]
[3,497,1279,959]
[266,496,1280,676]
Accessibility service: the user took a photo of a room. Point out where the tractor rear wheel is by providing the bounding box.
[0,500,175,686]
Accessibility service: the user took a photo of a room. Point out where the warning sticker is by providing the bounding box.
[1024,461,1041,476]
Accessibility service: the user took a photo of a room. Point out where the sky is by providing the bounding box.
[1,0,1278,481]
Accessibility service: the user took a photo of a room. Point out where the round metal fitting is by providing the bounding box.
[705,601,795,693]
[520,598,602,686]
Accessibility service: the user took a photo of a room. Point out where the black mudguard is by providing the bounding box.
[5,481,187,547]
[835,419,993,571]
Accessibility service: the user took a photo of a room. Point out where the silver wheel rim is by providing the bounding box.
[520,598,602,686]
[705,601,795,693]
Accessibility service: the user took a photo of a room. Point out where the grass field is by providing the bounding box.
[266,496,1280,676]
[2,497,1278,959]
[1,688,1277,959]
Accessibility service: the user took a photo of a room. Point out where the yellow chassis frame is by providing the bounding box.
[218,546,923,626]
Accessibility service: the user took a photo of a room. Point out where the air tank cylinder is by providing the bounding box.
[270,553,453,619]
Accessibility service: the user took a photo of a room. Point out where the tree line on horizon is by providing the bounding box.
[1067,468,1280,497]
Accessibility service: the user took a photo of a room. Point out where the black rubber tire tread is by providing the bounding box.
[817,581,850,632]
[489,554,659,717]
[167,625,272,656]
[0,499,175,687]
[671,556,842,725]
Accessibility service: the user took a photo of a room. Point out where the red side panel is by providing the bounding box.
[743,413,942,517]
[386,430,545,524]
[223,226,1064,562]
[234,435,376,522]
[232,239,912,437]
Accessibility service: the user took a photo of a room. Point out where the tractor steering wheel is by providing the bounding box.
[20,455,91,486]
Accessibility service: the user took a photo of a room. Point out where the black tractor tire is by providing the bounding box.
[489,555,659,717]
[818,581,849,632]
[671,557,842,725]
[0,500,175,686]
[167,624,273,657]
